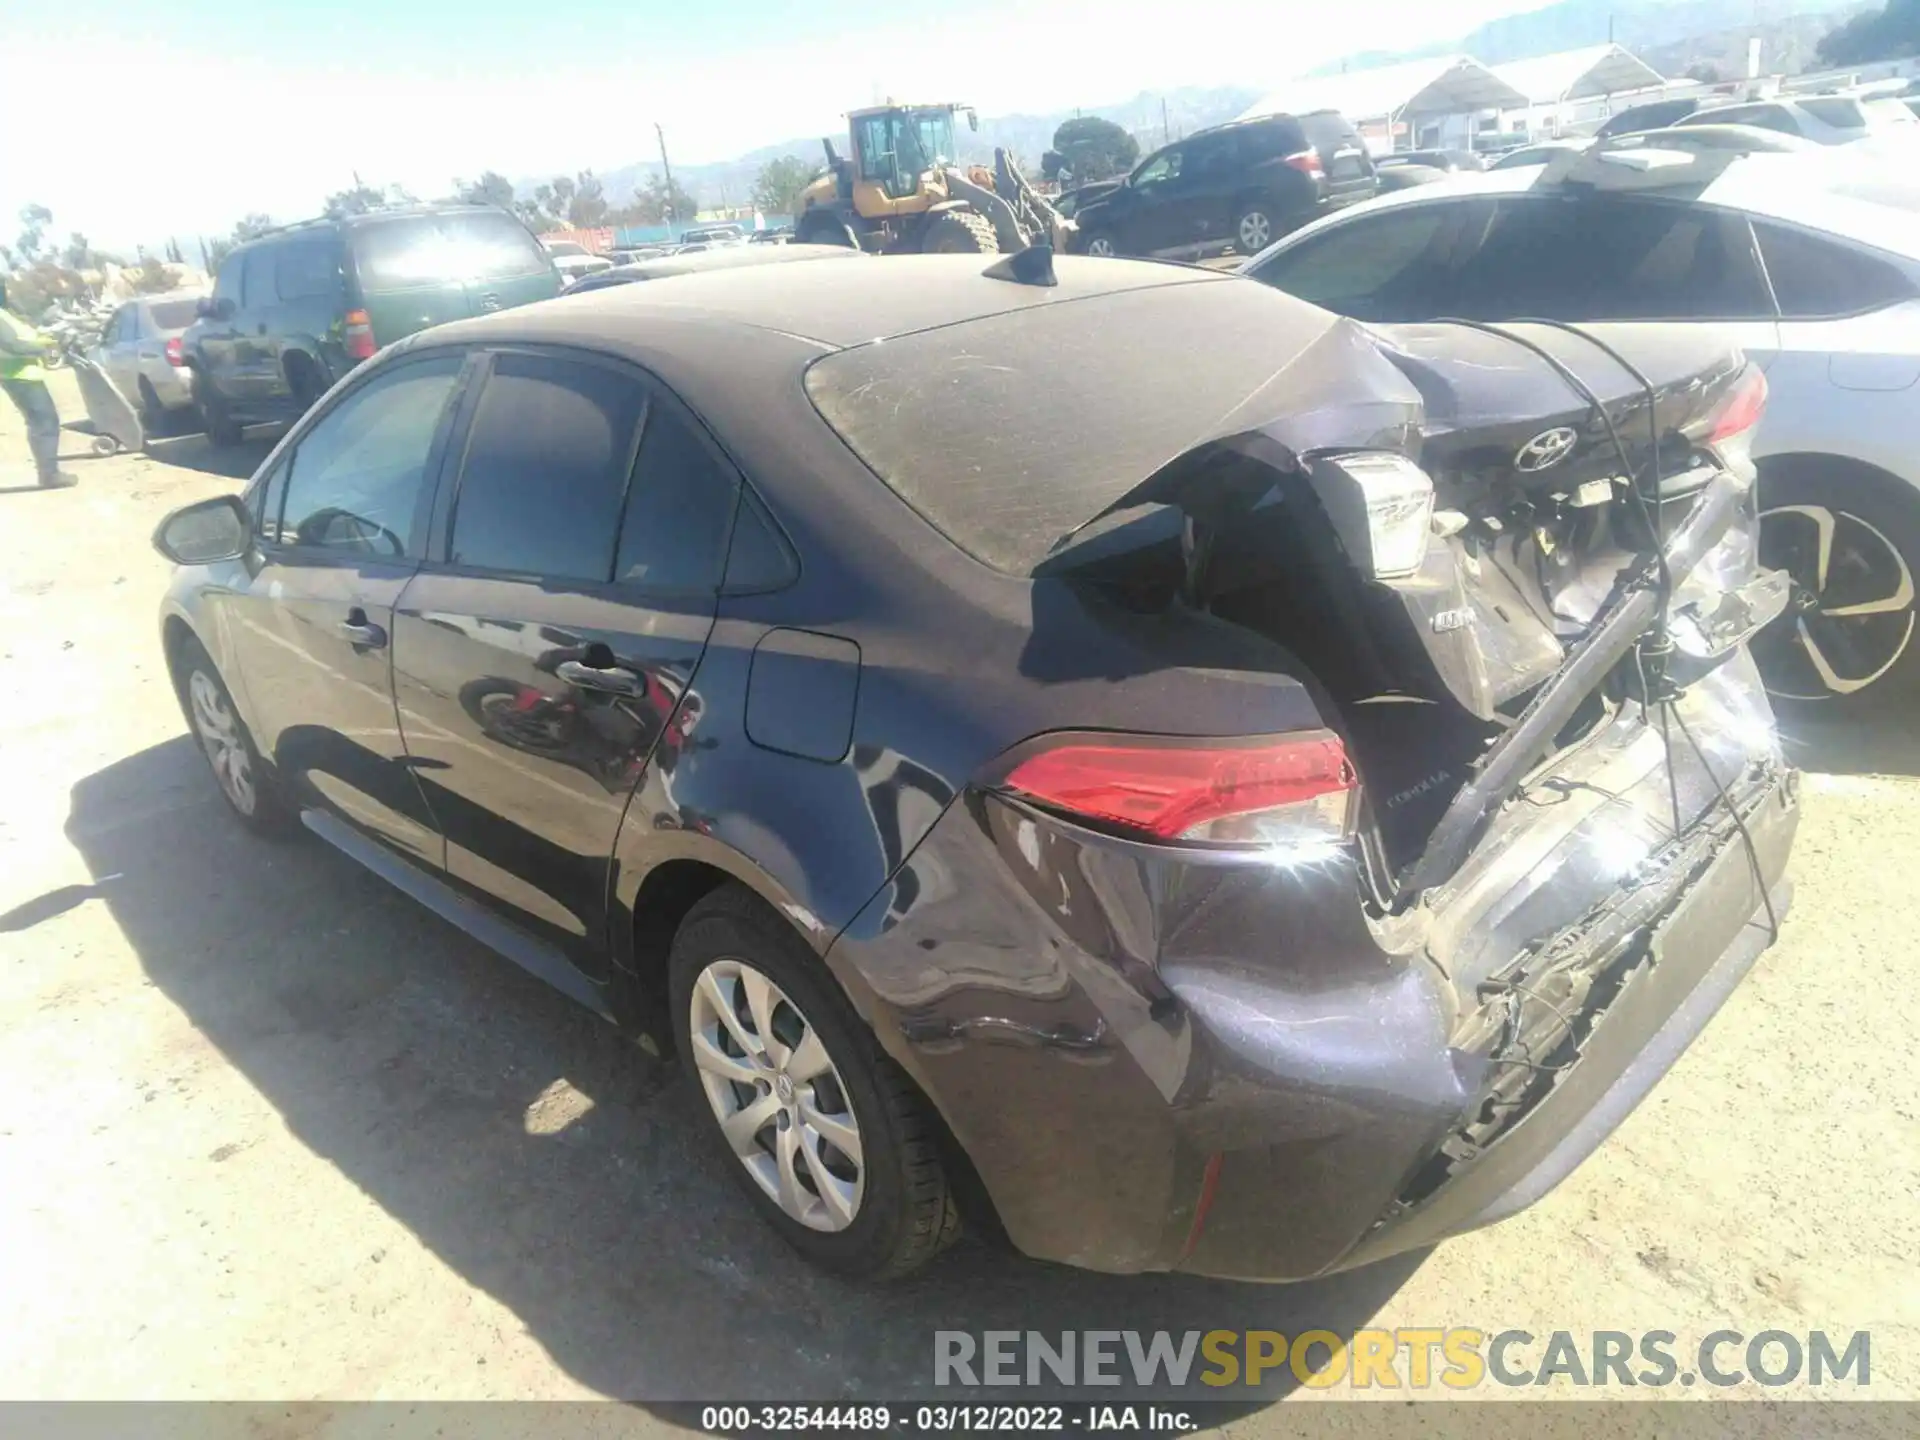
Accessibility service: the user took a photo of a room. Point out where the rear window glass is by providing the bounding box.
[804,280,1342,575]
[1295,112,1355,153]
[354,213,552,287]
[147,299,199,329]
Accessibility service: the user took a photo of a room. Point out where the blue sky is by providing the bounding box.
[4,0,1539,250]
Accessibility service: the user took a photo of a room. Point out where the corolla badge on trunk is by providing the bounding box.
[1514,426,1579,472]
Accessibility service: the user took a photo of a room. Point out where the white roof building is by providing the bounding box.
[1237,55,1529,128]
[1490,45,1666,106]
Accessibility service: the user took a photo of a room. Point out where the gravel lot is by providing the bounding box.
[1,370,1915,1430]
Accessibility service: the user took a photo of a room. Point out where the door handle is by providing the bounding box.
[556,659,641,695]
[340,607,387,648]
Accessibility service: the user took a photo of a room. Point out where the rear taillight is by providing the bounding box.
[344,308,377,361]
[163,336,184,367]
[1708,367,1767,445]
[1284,149,1326,179]
[998,731,1356,850]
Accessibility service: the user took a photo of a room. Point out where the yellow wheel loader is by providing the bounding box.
[792,102,1073,256]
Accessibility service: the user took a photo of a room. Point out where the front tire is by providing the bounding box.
[1754,464,1920,712]
[176,637,297,836]
[1080,228,1118,258]
[921,210,999,255]
[669,885,959,1279]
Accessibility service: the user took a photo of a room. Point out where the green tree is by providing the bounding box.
[234,213,275,242]
[751,155,816,219]
[14,203,53,265]
[616,173,700,227]
[568,171,609,227]
[322,181,411,217]
[1050,117,1139,183]
[457,170,519,211]
[1818,0,1920,64]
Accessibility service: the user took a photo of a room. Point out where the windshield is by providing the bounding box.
[354,213,553,286]
[904,109,955,169]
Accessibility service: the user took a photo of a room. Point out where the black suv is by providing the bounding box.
[1073,111,1377,261]
[184,206,561,445]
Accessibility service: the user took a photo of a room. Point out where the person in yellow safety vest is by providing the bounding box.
[0,278,77,489]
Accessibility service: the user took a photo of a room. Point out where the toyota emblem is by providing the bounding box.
[1514,426,1579,472]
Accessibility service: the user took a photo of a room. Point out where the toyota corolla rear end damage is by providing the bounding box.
[814,275,1796,1280]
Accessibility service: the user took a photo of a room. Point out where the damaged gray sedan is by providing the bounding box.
[154,254,1794,1279]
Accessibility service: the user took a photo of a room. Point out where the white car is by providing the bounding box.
[91,290,206,429]
[1677,94,1920,146]
[1240,144,1920,709]
[542,240,614,283]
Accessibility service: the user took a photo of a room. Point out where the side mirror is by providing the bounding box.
[153,494,250,566]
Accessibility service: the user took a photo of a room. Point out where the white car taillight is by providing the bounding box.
[1327,452,1437,580]
[1705,367,1767,474]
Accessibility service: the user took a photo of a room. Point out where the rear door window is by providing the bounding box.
[1448,196,1772,321]
[613,399,741,593]
[1754,222,1917,318]
[146,298,200,330]
[447,352,647,582]
[1248,202,1481,320]
[275,240,338,300]
[354,212,552,288]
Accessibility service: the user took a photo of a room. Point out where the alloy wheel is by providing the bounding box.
[1755,503,1916,701]
[188,669,257,814]
[1085,235,1115,258]
[1238,210,1273,252]
[688,958,864,1232]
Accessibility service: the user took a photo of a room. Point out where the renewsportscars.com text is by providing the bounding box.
[933,1329,1871,1391]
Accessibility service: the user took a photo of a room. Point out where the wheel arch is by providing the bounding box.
[1757,450,1920,514]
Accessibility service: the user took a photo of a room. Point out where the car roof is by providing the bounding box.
[1247,147,1920,263]
[428,252,1222,353]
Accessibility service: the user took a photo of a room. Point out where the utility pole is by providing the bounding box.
[655,123,679,232]
[1161,97,1171,147]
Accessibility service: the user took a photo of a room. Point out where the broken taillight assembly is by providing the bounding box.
[1326,451,1437,580]
[998,731,1356,850]
[1704,366,1767,471]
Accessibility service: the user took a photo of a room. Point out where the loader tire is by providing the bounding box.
[922,211,999,255]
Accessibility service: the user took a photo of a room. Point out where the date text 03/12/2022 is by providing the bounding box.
[699,1406,1200,1433]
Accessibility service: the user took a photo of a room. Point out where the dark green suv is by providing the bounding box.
[184,206,561,444]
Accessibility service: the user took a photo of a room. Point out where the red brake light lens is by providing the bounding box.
[1000,731,1356,847]
[343,308,377,361]
[163,336,184,366]
[1708,367,1767,444]
[1284,149,1326,178]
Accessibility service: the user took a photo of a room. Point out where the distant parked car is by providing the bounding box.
[1610,124,1820,156]
[1488,140,1588,170]
[182,205,562,445]
[749,226,794,244]
[1072,110,1377,260]
[1242,147,1920,709]
[91,290,206,432]
[545,241,615,284]
[1677,96,1920,144]
[560,242,863,295]
[681,225,749,246]
[1596,96,1704,138]
[1051,181,1122,220]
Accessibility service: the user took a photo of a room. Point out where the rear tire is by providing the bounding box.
[921,210,999,255]
[668,885,960,1280]
[1234,203,1278,255]
[1080,228,1118,258]
[1754,463,1920,713]
[174,636,298,837]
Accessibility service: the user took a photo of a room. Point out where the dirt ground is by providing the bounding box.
[1,371,1915,1430]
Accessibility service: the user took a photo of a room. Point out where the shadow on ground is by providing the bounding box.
[1780,706,1920,778]
[56,736,1421,1407]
